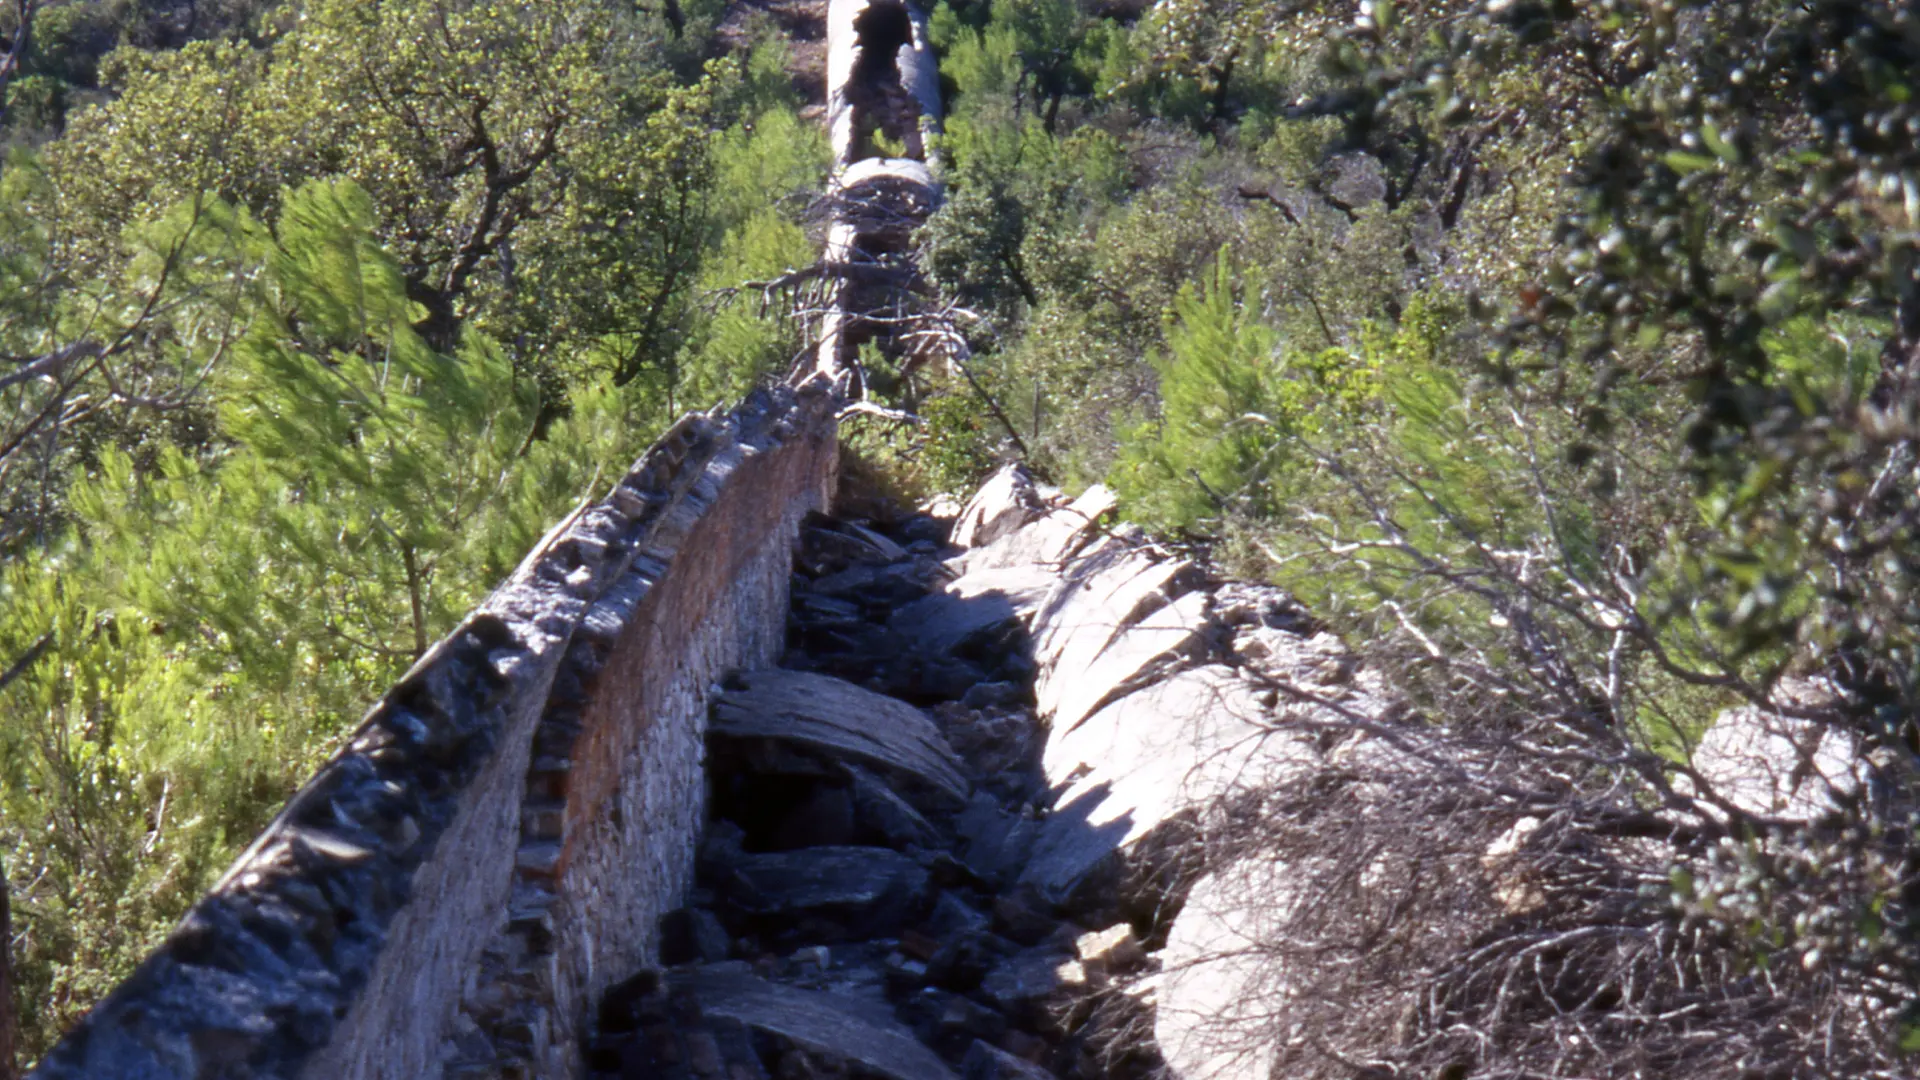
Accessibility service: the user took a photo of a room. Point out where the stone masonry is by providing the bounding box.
[30,383,840,1080]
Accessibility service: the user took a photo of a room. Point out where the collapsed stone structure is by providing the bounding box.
[814,0,948,383]
[31,388,842,1079]
[27,4,1882,1078]
[569,466,1398,1080]
[22,394,1394,1077]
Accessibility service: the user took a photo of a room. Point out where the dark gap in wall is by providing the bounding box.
[846,0,924,162]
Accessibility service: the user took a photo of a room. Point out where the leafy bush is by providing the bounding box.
[0,178,667,1055]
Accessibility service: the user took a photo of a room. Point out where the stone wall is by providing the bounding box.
[814,0,943,377]
[453,388,842,1077]
[29,381,839,1080]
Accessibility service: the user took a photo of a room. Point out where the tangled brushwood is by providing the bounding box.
[1146,659,1914,1079]
[1034,1,1920,1075]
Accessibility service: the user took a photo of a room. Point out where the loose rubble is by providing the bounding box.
[585,465,1397,1079]
[585,503,1173,1079]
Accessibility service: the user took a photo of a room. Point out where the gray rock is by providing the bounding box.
[660,907,732,965]
[673,966,960,1080]
[978,949,1087,1013]
[937,705,1043,787]
[807,560,932,607]
[883,949,931,992]
[1211,581,1315,633]
[954,794,1038,886]
[961,681,1023,709]
[842,521,909,562]
[792,591,866,628]
[798,521,906,573]
[962,1040,1056,1080]
[888,566,1054,655]
[899,512,951,544]
[925,892,991,938]
[912,654,994,701]
[847,764,944,849]
[713,669,970,809]
[1232,626,1357,689]
[990,893,1061,947]
[936,995,1009,1045]
[926,927,1021,991]
[718,846,930,932]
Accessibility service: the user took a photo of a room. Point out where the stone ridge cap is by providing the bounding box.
[29,383,839,1079]
[208,382,829,890]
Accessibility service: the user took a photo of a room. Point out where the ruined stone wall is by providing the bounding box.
[30,5,943,1073]
[457,390,842,1077]
[824,0,941,169]
[814,0,944,377]
[29,382,839,1080]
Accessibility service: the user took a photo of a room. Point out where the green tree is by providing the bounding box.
[36,0,708,364]
[1115,251,1288,529]
[0,179,650,1057]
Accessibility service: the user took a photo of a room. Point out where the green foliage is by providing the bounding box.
[1114,251,1289,530]
[1,179,664,1055]
[932,0,1114,132]
[673,207,817,411]
[918,388,1000,495]
[29,0,718,380]
[0,0,834,1055]
[922,116,1125,320]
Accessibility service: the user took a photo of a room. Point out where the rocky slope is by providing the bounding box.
[574,466,1399,1079]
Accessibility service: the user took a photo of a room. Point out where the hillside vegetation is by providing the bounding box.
[1,0,1918,1073]
[0,0,826,1056]
[898,0,1920,1074]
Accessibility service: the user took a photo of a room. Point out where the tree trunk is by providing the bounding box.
[1,860,17,1080]
[401,543,429,660]
[1208,53,1236,129]
[0,0,37,131]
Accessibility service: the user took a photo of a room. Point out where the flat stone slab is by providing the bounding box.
[1023,666,1319,907]
[717,846,929,928]
[1031,550,1187,679]
[960,485,1117,575]
[675,965,960,1080]
[888,565,1056,655]
[1041,586,1211,739]
[979,949,1087,1012]
[962,1040,1056,1080]
[954,793,1038,886]
[848,764,944,849]
[713,670,969,807]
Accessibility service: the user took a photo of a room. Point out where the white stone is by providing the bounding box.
[1150,860,1298,1080]
[1687,703,1867,820]
[1022,667,1319,906]
[950,463,1051,549]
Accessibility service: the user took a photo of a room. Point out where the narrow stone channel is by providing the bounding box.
[584,505,1161,1080]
